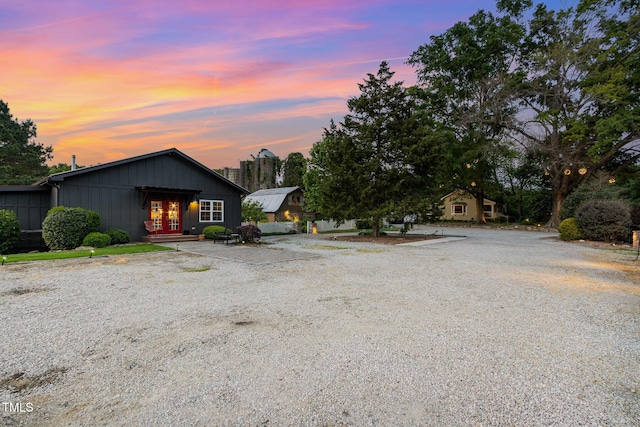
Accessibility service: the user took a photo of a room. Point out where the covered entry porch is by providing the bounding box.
[139,186,202,243]
[141,233,200,243]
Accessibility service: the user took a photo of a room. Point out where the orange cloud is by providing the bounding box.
[1,0,435,169]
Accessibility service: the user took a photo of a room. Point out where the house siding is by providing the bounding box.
[53,151,244,241]
[0,186,50,251]
[0,187,50,230]
[440,190,499,221]
[1,150,246,247]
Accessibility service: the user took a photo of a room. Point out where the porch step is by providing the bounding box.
[142,234,200,243]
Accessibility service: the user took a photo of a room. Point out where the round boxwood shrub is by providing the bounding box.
[42,207,98,250]
[46,205,66,217]
[234,224,261,242]
[575,199,631,242]
[558,218,581,241]
[85,209,100,233]
[355,219,371,230]
[82,232,112,248]
[106,228,130,244]
[0,209,20,254]
[203,225,232,239]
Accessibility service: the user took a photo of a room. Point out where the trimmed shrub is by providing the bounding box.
[203,225,232,239]
[0,210,20,254]
[355,219,371,229]
[575,199,631,242]
[106,228,130,244]
[82,232,112,248]
[234,224,261,242]
[46,206,66,217]
[558,218,581,241]
[42,207,99,250]
[85,209,100,233]
[559,175,623,220]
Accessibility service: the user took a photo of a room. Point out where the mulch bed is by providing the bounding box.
[328,234,442,245]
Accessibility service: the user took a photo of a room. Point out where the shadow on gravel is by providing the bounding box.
[0,367,68,394]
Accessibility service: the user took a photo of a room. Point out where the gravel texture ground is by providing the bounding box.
[1,226,638,426]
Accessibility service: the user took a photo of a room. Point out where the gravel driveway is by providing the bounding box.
[1,226,638,426]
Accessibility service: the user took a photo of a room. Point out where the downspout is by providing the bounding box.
[50,183,60,208]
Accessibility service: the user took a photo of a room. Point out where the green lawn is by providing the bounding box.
[2,244,173,264]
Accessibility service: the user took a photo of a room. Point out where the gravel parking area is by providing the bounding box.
[1,227,638,426]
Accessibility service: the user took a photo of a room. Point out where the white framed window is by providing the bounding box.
[451,204,467,216]
[199,199,224,222]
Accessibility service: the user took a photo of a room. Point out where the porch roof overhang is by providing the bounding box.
[136,186,202,209]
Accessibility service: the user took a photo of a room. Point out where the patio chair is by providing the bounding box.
[144,220,162,235]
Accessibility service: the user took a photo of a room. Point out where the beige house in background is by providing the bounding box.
[440,190,504,221]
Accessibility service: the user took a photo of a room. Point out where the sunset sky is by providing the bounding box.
[1,0,566,170]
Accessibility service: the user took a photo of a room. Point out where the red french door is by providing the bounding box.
[149,200,182,234]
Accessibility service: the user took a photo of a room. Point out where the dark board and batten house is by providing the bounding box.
[0,148,249,246]
[0,185,51,250]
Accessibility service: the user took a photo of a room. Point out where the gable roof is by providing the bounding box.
[36,148,249,195]
[244,186,301,212]
[440,189,496,204]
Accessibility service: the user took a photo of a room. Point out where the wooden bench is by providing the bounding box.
[213,230,241,245]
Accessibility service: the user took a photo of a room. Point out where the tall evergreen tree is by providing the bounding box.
[307,62,435,236]
[0,100,52,184]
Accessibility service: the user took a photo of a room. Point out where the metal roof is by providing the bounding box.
[244,186,300,213]
[256,148,276,158]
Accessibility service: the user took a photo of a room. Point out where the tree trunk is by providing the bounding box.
[475,189,486,224]
[548,191,564,228]
[372,217,381,237]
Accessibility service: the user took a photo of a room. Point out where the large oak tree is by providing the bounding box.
[408,0,639,226]
[505,0,640,226]
[408,5,525,223]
